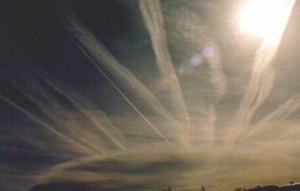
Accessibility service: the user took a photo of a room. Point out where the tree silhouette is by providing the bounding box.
[162,187,172,191]
[200,185,206,191]
[233,187,246,191]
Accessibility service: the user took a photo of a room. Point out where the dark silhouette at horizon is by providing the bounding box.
[27,181,300,191]
[246,182,300,191]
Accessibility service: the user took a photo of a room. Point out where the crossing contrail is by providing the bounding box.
[139,0,191,145]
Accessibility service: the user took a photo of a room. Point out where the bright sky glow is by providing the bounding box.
[238,0,292,39]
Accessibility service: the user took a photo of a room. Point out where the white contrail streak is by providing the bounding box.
[206,44,227,99]
[3,37,127,150]
[75,41,170,143]
[34,71,127,150]
[248,97,300,136]
[0,94,97,154]
[14,90,108,154]
[139,0,191,145]
[60,10,177,142]
[227,0,296,144]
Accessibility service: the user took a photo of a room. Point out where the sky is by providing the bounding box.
[1,0,300,190]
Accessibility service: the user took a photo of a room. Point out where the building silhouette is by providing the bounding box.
[246,182,300,191]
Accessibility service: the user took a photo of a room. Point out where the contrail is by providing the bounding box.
[10,87,107,153]
[0,94,97,155]
[60,10,176,143]
[204,106,217,149]
[0,55,126,151]
[260,97,300,124]
[139,0,191,145]
[74,41,170,143]
[2,35,128,150]
[227,0,296,144]
[33,71,128,150]
[248,97,300,136]
[205,43,227,145]
[205,44,227,100]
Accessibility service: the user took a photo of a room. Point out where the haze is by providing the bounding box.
[0,0,299,190]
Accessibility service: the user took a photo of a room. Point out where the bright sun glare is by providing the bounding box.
[238,0,291,39]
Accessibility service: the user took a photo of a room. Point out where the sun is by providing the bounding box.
[238,0,292,39]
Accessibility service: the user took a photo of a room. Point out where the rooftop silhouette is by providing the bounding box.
[246,182,300,191]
